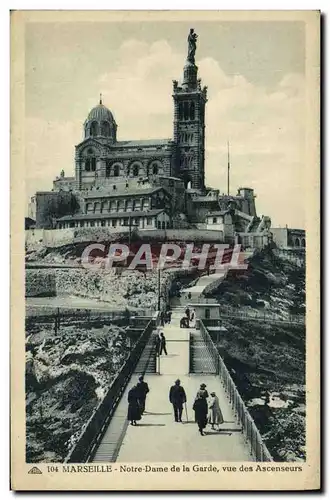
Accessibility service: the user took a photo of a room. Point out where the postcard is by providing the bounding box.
[11,10,320,491]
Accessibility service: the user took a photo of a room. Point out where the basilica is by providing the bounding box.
[31,30,274,248]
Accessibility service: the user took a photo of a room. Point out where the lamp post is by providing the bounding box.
[157,267,161,311]
[129,215,132,246]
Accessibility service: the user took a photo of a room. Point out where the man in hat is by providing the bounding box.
[169,379,187,422]
[136,375,150,414]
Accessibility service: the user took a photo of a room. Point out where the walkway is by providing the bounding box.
[181,270,227,297]
[93,307,253,462]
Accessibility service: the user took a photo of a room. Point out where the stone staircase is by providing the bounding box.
[189,330,218,374]
[134,331,158,374]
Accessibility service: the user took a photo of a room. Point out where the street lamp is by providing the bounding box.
[157,267,161,311]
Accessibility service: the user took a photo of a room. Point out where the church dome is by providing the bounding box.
[87,103,115,123]
[84,97,117,142]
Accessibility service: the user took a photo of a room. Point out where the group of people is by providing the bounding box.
[180,307,195,329]
[160,308,172,326]
[170,380,224,435]
[127,375,150,426]
[127,377,224,435]
[154,331,167,356]
[193,383,224,435]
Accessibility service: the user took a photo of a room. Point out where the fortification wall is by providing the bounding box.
[25,227,226,250]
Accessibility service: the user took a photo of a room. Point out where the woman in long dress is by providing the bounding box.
[208,391,224,430]
[127,385,141,426]
[193,384,209,436]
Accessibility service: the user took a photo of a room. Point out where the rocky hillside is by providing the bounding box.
[208,248,305,318]
[209,250,306,461]
[26,265,198,311]
[216,318,305,460]
[26,323,131,462]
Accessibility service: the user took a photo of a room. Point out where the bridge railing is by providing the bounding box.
[64,315,157,463]
[199,320,273,462]
[215,306,305,325]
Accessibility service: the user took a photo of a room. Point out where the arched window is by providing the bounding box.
[161,221,165,230]
[133,164,139,177]
[90,121,99,137]
[301,238,306,248]
[91,158,96,172]
[101,121,110,136]
[87,148,94,155]
[183,101,189,121]
[148,161,162,177]
[106,165,111,178]
[295,238,300,247]
[113,165,119,177]
[85,158,91,172]
[190,102,195,120]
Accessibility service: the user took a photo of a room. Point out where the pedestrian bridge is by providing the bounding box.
[65,307,272,463]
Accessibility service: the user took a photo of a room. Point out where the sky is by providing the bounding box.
[25,20,306,228]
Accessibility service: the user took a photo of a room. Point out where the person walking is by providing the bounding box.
[127,385,142,426]
[198,383,209,399]
[193,384,209,435]
[167,310,172,324]
[208,391,224,430]
[185,307,190,327]
[136,375,150,414]
[159,332,167,356]
[169,379,187,422]
[154,333,161,356]
[160,311,165,326]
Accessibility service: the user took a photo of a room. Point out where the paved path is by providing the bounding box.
[115,308,253,462]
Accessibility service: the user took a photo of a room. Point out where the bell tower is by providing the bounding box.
[173,29,207,191]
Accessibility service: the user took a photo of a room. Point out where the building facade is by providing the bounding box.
[29,30,284,249]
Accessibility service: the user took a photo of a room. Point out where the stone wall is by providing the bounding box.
[26,228,76,248]
[26,227,228,251]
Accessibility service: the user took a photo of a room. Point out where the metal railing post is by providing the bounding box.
[199,319,273,462]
